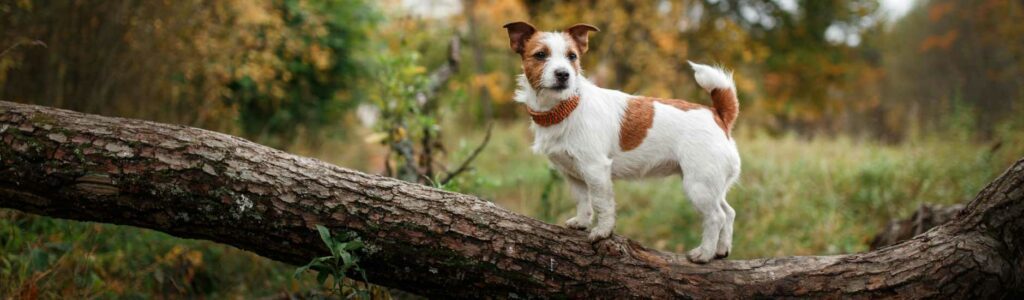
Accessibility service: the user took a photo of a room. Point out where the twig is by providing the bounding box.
[0,40,46,58]
[440,123,493,186]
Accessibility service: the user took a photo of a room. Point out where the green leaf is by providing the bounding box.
[294,265,311,278]
[316,225,333,245]
[316,270,330,285]
[332,242,346,257]
[340,252,353,267]
[316,225,339,256]
[294,257,321,278]
[359,269,369,284]
[344,239,364,251]
[310,263,332,274]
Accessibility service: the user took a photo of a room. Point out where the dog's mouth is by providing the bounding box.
[547,83,569,91]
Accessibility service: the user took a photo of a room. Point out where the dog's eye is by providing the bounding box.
[568,53,577,61]
[533,51,547,60]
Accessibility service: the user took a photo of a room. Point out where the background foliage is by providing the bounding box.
[1,0,1022,298]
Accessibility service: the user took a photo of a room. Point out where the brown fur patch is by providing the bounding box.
[710,88,738,134]
[503,22,537,54]
[521,36,548,90]
[620,96,729,151]
[565,23,599,54]
[619,98,655,151]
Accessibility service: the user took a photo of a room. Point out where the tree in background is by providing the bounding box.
[4,0,1021,143]
[226,0,377,146]
[0,0,377,148]
[880,0,1024,139]
[702,0,884,134]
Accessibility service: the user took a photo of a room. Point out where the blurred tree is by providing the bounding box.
[3,0,1019,143]
[0,1,231,128]
[458,0,532,120]
[880,0,1023,139]
[0,0,377,148]
[226,0,378,146]
[700,0,884,134]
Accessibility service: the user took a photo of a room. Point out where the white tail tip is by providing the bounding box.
[688,61,735,93]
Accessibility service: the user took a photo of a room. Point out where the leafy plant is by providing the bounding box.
[294,225,370,299]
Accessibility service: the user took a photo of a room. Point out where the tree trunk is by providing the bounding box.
[870,203,964,250]
[1,100,1021,298]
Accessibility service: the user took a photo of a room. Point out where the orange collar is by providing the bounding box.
[526,95,580,127]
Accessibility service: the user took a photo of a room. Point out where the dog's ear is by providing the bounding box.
[566,23,600,53]
[503,21,537,55]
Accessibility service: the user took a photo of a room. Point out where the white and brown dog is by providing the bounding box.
[504,22,741,263]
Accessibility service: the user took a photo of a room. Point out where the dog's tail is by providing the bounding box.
[688,61,738,135]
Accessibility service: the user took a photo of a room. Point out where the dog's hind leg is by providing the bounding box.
[715,198,736,258]
[682,173,727,264]
[564,176,592,230]
[716,157,740,259]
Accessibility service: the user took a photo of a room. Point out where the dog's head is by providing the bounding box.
[503,22,599,94]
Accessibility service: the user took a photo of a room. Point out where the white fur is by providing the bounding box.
[515,32,741,263]
[688,61,736,92]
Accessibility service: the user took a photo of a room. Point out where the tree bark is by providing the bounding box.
[870,203,964,250]
[1,100,1021,298]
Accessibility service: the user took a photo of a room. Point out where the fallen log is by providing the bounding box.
[870,203,964,250]
[1,100,1021,298]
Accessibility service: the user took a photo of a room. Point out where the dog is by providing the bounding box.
[503,22,741,263]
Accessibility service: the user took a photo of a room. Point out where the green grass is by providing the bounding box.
[2,119,1021,298]
[0,211,322,298]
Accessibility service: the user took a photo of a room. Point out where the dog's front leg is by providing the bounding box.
[564,176,592,230]
[580,158,614,241]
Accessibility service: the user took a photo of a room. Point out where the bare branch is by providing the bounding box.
[440,123,493,186]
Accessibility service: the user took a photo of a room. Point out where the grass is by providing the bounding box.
[2,118,1021,298]
[0,210,336,298]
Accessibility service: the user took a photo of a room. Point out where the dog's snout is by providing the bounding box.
[555,69,570,82]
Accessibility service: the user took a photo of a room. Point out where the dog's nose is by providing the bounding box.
[555,69,570,82]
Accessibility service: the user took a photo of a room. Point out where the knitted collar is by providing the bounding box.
[526,95,580,127]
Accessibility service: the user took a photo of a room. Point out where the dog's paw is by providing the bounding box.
[564,216,590,230]
[687,248,715,264]
[587,227,612,242]
[715,243,731,259]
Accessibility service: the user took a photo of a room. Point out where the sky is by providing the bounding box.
[881,0,915,20]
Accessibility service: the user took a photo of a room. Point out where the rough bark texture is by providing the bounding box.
[1,100,1022,298]
[870,203,965,250]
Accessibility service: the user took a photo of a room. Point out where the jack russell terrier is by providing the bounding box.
[504,22,741,263]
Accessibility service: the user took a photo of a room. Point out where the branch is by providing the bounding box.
[870,203,964,250]
[0,40,47,58]
[1,100,1021,298]
[440,123,492,186]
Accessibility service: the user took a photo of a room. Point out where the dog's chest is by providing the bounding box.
[530,125,587,179]
[545,151,584,180]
